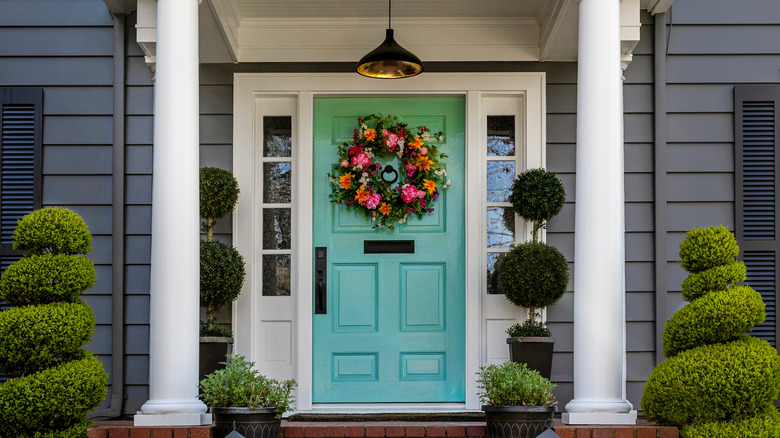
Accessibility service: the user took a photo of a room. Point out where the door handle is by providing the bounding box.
[315,247,327,314]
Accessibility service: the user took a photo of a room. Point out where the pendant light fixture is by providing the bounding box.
[356,0,424,79]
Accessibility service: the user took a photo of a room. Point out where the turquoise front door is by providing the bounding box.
[312,96,466,403]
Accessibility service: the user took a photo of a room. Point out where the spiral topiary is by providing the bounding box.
[0,207,107,437]
[641,225,780,437]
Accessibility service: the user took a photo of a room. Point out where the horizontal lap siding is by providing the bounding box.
[0,1,154,415]
[665,0,780,328]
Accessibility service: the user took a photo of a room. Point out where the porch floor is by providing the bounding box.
[88,418,679,438]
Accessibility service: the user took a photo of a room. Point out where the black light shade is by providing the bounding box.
[356,29,424,79]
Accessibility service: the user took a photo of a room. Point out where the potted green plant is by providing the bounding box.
[499,168,568,379]
[200,354,296,438]
[478,361,557,438]
[200,166,246,381]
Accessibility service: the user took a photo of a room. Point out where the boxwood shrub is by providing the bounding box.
[678,225,739,273]
[681,260,746,302]
[497,241,568,318]
[0,301,94,377]
[662,285,765,357]
[0,354,107,437]
[0,253,96,306]
[642,335,780,427]
[12,208,92,255]
[680,407,780,438]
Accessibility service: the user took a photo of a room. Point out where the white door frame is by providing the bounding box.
[232,73,546,411]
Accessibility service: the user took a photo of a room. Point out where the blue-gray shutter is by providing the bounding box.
[735,85,779,346]
[0,88,43,306]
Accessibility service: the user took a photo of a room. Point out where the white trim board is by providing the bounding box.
[232,73,546,412]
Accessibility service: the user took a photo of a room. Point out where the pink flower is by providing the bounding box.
[405,163,416,172]
[340,160,349,167]
[417,190,426,198]
[386,132,399,148]
[364,192,382,209]
[351,153,371,168]
[420,147,428,155]
[401,185,419,204]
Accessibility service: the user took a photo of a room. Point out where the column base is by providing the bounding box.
[562,410,637,425]
[134,412,213,426]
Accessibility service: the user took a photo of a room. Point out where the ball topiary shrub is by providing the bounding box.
[200,166,240,241]
[641,225,780,436]
[498,241,568,325]
[199,167,245,337]
[0,208,107,437]
[508,168,566,243]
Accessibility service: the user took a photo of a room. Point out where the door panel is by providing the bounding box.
[312,96,465,403]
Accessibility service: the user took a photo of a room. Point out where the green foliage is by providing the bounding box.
[476,361,557,407]
[498,242,568,320]
[507,319,551,338]
[199,354,296,417]
[0,207,106,437]
[0,254,96,306]
[0,302,94,377]
[680,407,780,438]
[200,166,240,223]
[12,208,92,255]
[641,336,780,427]
[200,323,233,338]
[662,286,765,357]
[508,168,565,224]
[678,225,739,273]
[681,260,747,302]
[200,240,246,333]
[0,355,107,437]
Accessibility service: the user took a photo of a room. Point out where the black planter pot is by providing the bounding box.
[506,337,554,379]
[211,407,281,438]
[199,336,233,383]
[482,405,556,438]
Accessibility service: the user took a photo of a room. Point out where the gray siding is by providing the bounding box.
[0,1,154,415]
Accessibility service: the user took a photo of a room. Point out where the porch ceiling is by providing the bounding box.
[131,0,674,66]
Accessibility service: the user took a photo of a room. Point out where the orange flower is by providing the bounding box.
[365,128,377,141]
[423,179,437,194]
[379,202,392,215]
[355,185,368,203]
[339,173,352,189]
[411,136,423,149]
[417,156,433,171]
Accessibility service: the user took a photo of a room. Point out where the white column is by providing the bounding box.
[135,0,210,426]
[563,0,636,425]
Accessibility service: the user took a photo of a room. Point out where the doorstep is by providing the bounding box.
[89,419,678,438]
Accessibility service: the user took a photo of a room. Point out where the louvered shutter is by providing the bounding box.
[0,88,43,307]
[735,85,780,347]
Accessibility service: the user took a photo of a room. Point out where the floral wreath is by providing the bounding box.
[328,114,451,230]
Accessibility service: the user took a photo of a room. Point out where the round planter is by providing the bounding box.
[211,406,281,438]
[506,337,554,379]
[482,405,556,438]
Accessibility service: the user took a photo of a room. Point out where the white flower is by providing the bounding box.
[438,135,444,142]
[421,132,431,141]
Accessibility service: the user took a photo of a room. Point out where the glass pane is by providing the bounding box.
[487,207,515,248]
[263,116,292,158]
[487,115,515,156]
[263,254,291,296]
[486,252,507,295]
[487,161,516,202]
[263,209,291,250]
[263,162,292,203]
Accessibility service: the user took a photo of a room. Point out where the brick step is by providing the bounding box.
[88,420,679,438]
